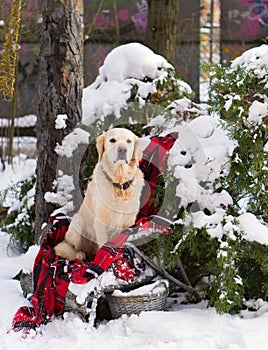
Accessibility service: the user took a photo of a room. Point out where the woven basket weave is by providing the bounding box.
[106,280,169,319]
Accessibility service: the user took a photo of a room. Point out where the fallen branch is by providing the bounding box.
[125,242,201,300]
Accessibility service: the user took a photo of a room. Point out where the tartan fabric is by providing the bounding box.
[11,216,71,334]
[32,215,70,323]
[11,132,178,334]
[138,132,178,219]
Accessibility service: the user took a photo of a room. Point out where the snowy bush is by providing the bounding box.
[82,42,193,127]
[202,44,268,313]
[146,100,243,313]
[153,44,268,314]
[209,44,268,222]
[81,43,193,146]
[0,176,36,251]
[0,155,36,251]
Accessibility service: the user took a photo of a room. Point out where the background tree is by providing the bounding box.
[35,0,84,241]
[145,0,179,64]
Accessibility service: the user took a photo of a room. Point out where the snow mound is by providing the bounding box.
[97,42,172,83]
[238,213,268,245]
[231,44,268,70]
[169,115,236,208]
[55,128,90,158]
[82,42,192,126]
[22,245,40,274]
[188,115,216,138]
[248,100,268,124]
[0,155,36,193]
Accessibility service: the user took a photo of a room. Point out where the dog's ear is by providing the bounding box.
[133,138,142,165]
[96,133,105,161]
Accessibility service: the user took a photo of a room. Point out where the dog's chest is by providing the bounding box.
[97,186,139,213]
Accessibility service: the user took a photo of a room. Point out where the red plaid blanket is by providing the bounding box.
[11,132,178,336]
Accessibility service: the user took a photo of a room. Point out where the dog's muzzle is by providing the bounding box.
[117,146,127,161]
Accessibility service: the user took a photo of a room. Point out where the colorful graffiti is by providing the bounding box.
[84,0,148,41]
[3,0,268,116]
[225,0,268,40]
[87,1,147,32]
[131,0,148,33]
[248,0,268,27]
[221,0,268,69]
[0,0,201,113]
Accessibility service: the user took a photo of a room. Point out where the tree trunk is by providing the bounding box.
[35,0,83,241]
[146,0,179,64]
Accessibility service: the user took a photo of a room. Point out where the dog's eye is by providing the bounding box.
[109,138,116,143]
[127,139,132,143]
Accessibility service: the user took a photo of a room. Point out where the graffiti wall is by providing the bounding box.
[83,0,149,86]
[221,0,268,63]
[83,0,200,100]
[2,1,267,118]
[0,0,200,117]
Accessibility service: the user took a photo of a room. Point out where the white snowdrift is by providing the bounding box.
[1,232,268,350]
[82,42,192,125]
[238,212,268,245]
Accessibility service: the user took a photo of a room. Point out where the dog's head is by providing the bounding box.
[96,128,142,166]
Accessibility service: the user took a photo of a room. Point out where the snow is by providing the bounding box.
[191,208,225,239]
[98,43,172,83]
[1,233,268,349]
[1,42,268,348]
[55,114,68,129]
[112,279,168,297]
[44,174,75,213]
[82,42,192,126]
[0,115,36,127]
[167,115,236,220]
[55,128,91,158]
[238,212,268,245]
[188,115,216,138]
[0,155,36,210]
[0,155,36,193]
[231,44,268,70]
[224,94,240,112]
[248,100,268,124]
[22,245,40,274]
[0,137,36,159]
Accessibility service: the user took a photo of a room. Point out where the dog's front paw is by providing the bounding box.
[76,251,86,260]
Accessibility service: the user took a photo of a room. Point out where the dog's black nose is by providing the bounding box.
[118,146,127,154]
[117,146,127,160]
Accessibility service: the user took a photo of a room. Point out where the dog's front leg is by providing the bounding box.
[94,219,109,248]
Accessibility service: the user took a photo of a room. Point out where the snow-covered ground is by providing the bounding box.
[1,231,268,350]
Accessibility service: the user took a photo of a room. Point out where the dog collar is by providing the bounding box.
[101,167,133,191]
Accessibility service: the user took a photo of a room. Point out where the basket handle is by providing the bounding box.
[151,280,168,294]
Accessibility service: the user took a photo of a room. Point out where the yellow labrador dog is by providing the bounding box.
[54,128,144,260]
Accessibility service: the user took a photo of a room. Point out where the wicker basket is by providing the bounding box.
[106,280,169,319]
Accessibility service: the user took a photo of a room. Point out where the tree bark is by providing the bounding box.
[145,0,179,64]
[35,0,83,241]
